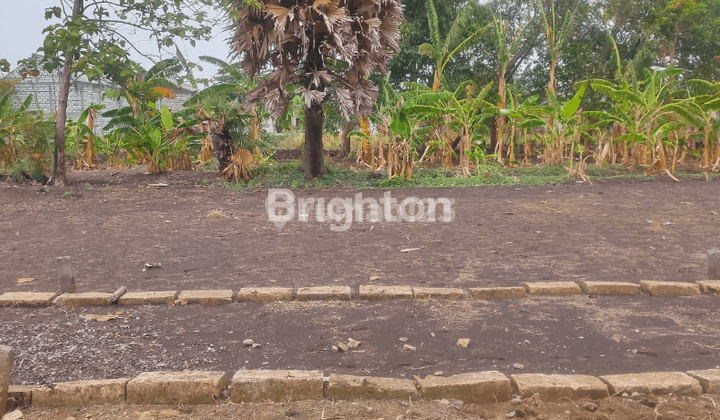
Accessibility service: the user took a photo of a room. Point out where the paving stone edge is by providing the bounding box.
[6,368,718,408]
[1,281,717,308]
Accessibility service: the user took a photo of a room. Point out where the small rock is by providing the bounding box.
[403,344,416,351]
[437,399,450,406]
[583,401,599,412]
[243,339,254,346]
[433,371,444,376]
[251,342,262,348]
[2,411,24,420]
[456,338,470,348]
[332,345,339,352]
[512,363,525,370]
[337,343,349,352]
[511,396,522,404]
[505,410,518,418]
[347,338,361,348]
[630,391,645,400]
[399,337,409,343]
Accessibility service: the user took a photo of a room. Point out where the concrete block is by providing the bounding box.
[236,287,294,303]
[54,292,112,307]
[578,281,641,295]
[511,374,609,401]
[708,249,720,279]
[117,291,178,306]
[696,280,720,295]
[176,290,233,306]
[32,378,130,407]
[297,286,351,301]
[6,386,34,412]
[686,369,720,394]
[230,370,323,402]
[0,292,57,307]
[600,372,702,396]
[525,282,583,296]
[325,375,418,400]
[469,287,526,299]
[639,281,701,297]
[56,256,76,293]
[415,371,512,404]
[413,287,466,300]
[127,371,228,405]
[359,285,413,300]
[0,346,13,417]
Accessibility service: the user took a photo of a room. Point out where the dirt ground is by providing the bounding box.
[2,166,720,419]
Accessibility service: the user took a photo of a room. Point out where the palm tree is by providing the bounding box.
[233,0,404,179]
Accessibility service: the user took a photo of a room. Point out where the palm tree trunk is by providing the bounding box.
[338,119,355,159]
[303,102,327,179]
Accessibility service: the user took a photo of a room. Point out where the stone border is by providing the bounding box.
[6,368,719,409]
[1,281,718,308]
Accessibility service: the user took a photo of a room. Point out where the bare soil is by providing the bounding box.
[2,166,720,419]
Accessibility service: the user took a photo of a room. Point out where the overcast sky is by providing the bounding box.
[0,0,232,81]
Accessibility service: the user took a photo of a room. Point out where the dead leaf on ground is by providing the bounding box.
[17,277,37,285]
[80,311,124,322]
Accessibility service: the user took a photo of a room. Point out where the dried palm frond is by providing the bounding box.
[222,148,257,182]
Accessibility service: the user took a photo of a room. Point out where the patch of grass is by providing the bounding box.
[223,161,659,193]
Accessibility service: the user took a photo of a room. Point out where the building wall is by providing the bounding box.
[7,68,194,135]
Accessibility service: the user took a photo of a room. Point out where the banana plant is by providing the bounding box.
[103,103,200,173]
[399,80,495,176]
[64,104,105,169]
[584,67,686,177]
[419,0,490,91]
[672,79,720,169]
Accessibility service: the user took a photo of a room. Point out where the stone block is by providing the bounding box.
[0,346,13,417]
[127,371,228,405]
[176,290,233,306]
[32,378,130,407]
[708,249,720,279]
[413,287,466,300]
[297,286,351,301]
[325,375,418,400]
[415,371,512,404]
[525,282,583,296]
[236,288,294,303]
[6,386,34,412]
[230,370,323,402]
[639,281,701,297]
[697,280,720,295]
[117,291,179,306]
[359,285,413,300]
[54,292,112,307]
[511,374,609,401]
[0,292,57,307]
[686,369,720,394]
[578,281,641,295]
[468,287,526,299]
[56,256,76,293]
[600,372,702,396]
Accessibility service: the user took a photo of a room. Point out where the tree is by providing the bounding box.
[22,0,215,185]
[419,0,489,92]
[233,0,404,179]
